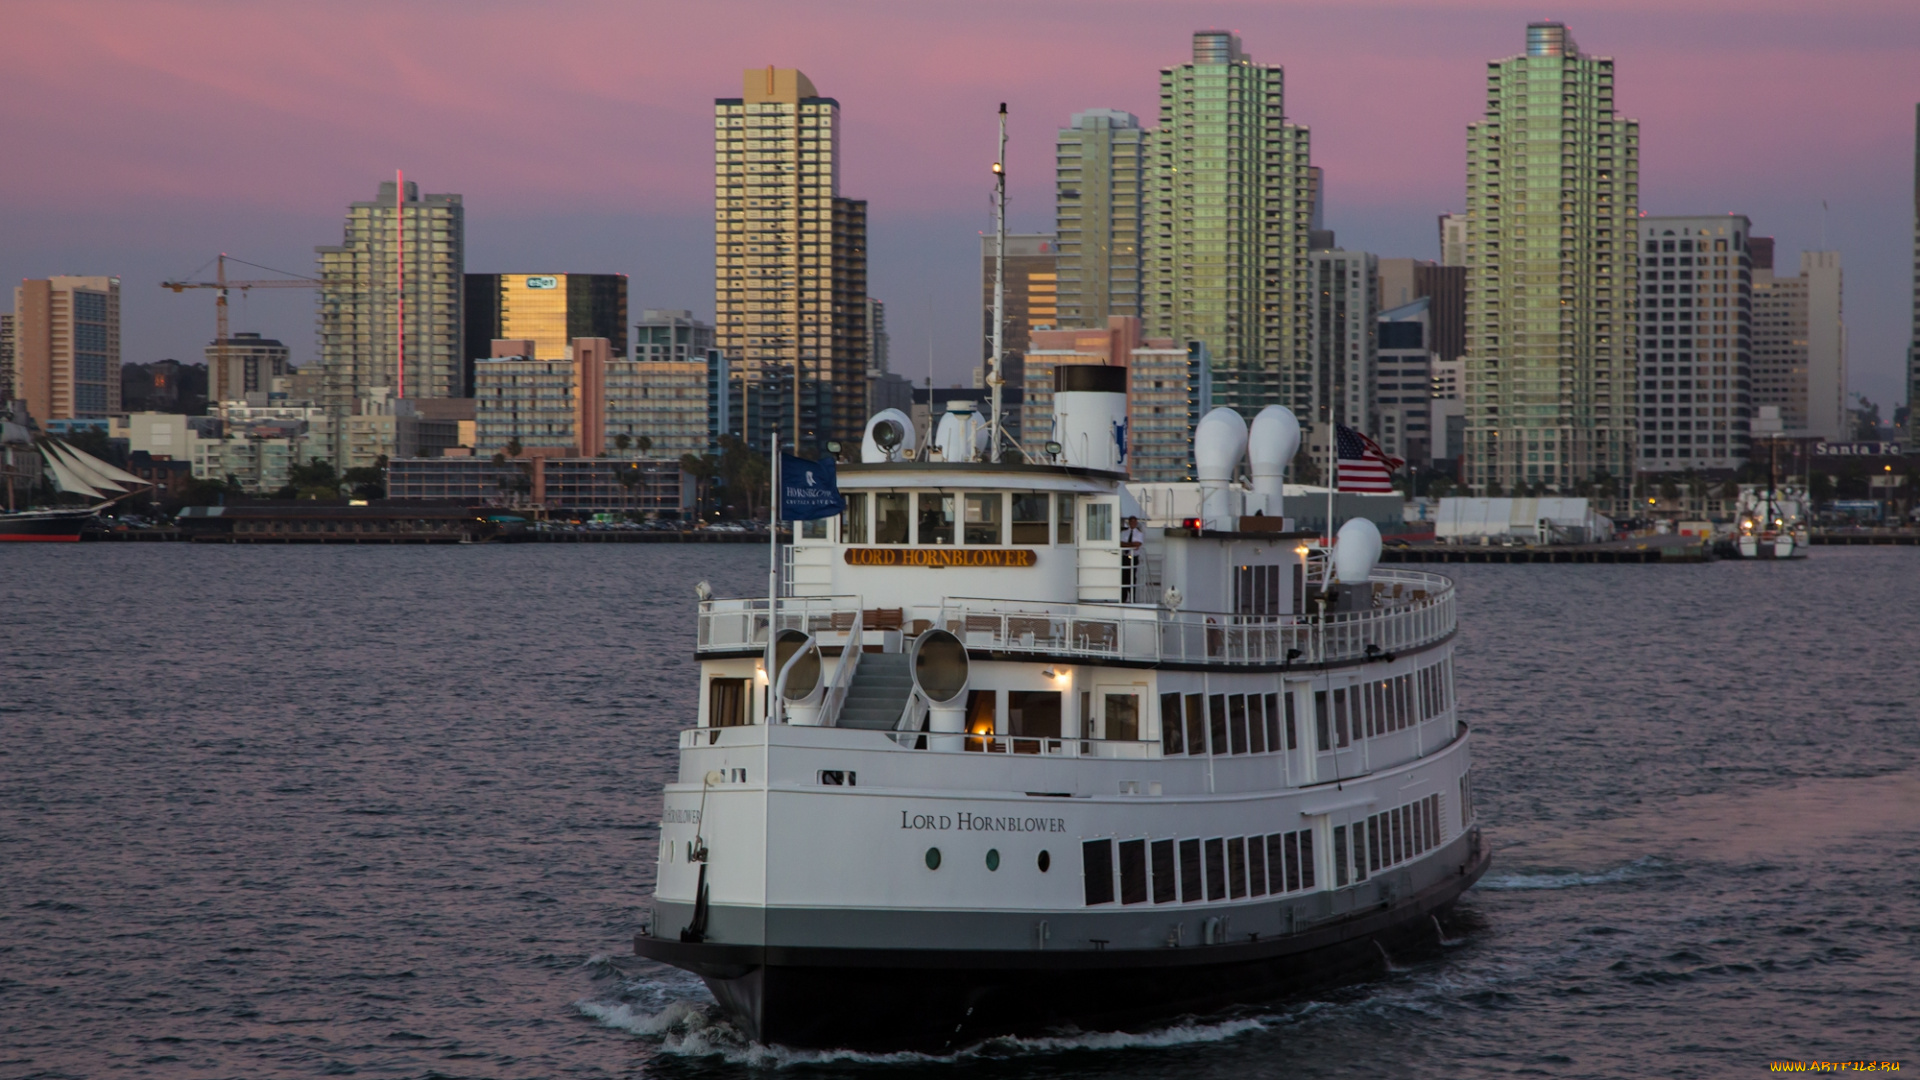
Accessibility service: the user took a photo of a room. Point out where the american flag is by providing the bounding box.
[1336,424,1403,493]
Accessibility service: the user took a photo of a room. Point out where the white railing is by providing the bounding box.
[818,607,864,726]
[695,570,1455,669]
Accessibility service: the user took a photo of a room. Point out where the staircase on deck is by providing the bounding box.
[835,652,912,730]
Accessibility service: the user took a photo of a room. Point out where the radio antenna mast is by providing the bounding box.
[988,103,1007,462]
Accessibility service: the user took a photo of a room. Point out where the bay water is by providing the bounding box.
[2,543,1915,1077]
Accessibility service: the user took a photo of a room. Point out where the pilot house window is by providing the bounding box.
[964,493,1001,544]
[1011,493,1050,544]
[917,493,954,544]
[839,492,867,543]
[874,493,909,543]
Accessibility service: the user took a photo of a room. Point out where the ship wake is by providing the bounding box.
[577,975,1273,1066]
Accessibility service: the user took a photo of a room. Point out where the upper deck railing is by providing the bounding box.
[696,568,1454,668]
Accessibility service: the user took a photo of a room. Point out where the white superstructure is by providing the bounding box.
[637,404,1487,1052]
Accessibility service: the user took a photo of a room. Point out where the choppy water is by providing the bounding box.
[2,543,1916,1078]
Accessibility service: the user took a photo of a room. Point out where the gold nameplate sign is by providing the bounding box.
[844,548,1037,568]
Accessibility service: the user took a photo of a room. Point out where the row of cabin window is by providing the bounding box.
[1082,830,1318,907]
[1159,691,1293,757]
[1332,794,1444,887]
[1312,659,1454,752]
[801,492,1115,545]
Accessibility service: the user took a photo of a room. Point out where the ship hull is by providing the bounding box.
[636,832,1489,1052]
[0,509,93,542]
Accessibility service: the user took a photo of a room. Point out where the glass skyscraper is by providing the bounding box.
[1462,22,1638,495]
[713,67,868,451]
[1143,31,1314,418]
[1055,109,1144,328]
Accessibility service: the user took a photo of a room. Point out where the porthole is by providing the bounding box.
[1037,850,1052,872]
[925,847,942,870]
[986,849,1001,872]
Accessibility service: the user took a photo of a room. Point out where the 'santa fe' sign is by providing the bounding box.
[845,548,1037,568]
[525,276,559,289]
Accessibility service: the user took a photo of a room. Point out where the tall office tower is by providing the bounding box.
[865,297,889,372]
[1751,243,1846,442]
[1055,109,1145,327]
[1463,22,1638,495]
[317,179,466,416]
[1909,105,1920,451]
[1143,30,1314,419]
[1375,298,1437,465]
[1636,217,1753,473]
[1306,248,1378,435]
[11,276,120,421]
[714,67,868,451]
[465,274,628,382]
[633,309,715,362]
[204,332,292,404]
[1439,213,1468,267]
[981,233,1058,389]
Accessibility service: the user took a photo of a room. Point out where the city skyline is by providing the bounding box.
[4,2,1919,411]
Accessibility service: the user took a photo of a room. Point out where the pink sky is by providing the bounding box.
[6,0,1919,406]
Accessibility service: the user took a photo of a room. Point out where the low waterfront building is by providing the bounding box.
[386,455,690,515]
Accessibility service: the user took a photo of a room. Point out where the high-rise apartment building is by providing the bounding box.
[466,274,628,387]
[1306,248,1377,433]
[1751,243,1846,442]
[1463,22,1638,494]
[1055,109,1145,328]
[633,309,714,362]
[1909,105,1920,451]
[11,276,120,421]
[864,297,889,373]
[1128,340,1212,482]
[0,313,15,405]
[1144,31,1314,418]
[205,332,292,404]
[316,179,466,416]
[606,350,724,459]
[1635,216,1753,473]
[713,67,868,451]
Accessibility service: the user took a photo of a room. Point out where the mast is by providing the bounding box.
[988,102,1007,462]
[214,255,230,407]
[767,428,781,723]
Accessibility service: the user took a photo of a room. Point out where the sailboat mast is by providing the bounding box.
[989,103,1007,461]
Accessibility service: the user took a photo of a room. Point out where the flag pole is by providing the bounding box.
[1323,413,1337,590]
[1325,411,1335,546]
[767,427,780,724]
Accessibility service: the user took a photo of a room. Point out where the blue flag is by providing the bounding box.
[780,453,845,521]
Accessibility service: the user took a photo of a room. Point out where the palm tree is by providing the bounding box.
[617,463,641,519]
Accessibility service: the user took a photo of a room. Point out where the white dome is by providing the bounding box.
[1333,517,1383,584]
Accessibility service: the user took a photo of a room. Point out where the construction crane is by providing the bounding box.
[163,254,320,405]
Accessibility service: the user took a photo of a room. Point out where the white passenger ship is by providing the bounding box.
[635,378,1489,1051]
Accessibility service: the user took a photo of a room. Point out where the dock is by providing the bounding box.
[1380,541,1709,564]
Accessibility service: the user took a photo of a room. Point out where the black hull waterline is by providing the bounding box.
[0,509,93,541]
[635,838,1491,1052]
